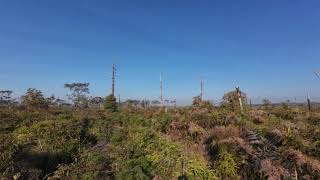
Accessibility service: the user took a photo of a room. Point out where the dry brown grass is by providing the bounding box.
[167,121,188,140]
[284,149,320,177]
[265,129,284,146]
[210,125,240,140]
[260,159,290,180]
[188,122,206,142]
[217,137,256,157]
[224,114,240,125]
[249,109,267,124]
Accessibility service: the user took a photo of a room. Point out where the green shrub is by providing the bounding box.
[109,123,216,179]
[0,134,19,173]
[151,113,172,132]
[0,110,22,132]
[116,155,152,180]
[216,151,239,179]
[14,119,84,155]
[209,110,227,126]
[52,149,113,180]
[104,95,117,112]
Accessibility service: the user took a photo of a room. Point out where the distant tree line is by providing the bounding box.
[0,82,178,112]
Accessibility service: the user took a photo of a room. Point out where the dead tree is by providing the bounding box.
[307,93,311,111]
[160,74,163,106]
[112,64,116,96]
[200,76,204,101]
[236,86,244,114]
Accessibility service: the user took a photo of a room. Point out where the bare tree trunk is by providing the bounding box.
[236,86,244,114]
[307,93,311,111]
[160,73,163,107]
[200,77,203,101]
[112,64,116,96]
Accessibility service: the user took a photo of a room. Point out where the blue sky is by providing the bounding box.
[0,0,320,104]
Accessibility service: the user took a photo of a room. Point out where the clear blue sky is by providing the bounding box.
[0,0,320,104]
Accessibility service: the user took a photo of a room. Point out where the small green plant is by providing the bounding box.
[0,134,19,172]
[151,113,172,132]
[287,127,293,138]
[216,150,239,180]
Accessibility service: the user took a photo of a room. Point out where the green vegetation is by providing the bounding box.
[1,87,320,179]
[105,94,118,112]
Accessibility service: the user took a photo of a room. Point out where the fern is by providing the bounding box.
[216,151,239,179]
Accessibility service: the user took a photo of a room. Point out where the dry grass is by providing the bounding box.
[217,137,256,157]
[265,129,284,146]
[260,159,290,180]
[284,149,320,177]
[188,122,206,142]
[167,121,188,140]
[249,109,267,124]
[210,125,240,140]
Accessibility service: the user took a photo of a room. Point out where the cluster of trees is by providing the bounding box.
[3,83,288,114]
[0,83,118,112]
[1,82,182,112]
[0,90,14,105]
[0,82,178,112]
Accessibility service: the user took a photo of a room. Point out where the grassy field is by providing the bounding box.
[1,91,320,180]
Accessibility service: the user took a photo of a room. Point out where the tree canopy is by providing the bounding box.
[64,83,90,107]
[21,88,48,109]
